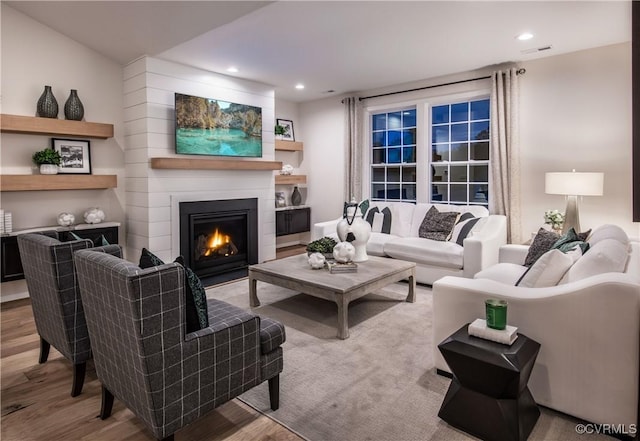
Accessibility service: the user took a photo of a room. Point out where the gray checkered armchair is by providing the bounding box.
[74,249,285,441]
[16,232,122,397]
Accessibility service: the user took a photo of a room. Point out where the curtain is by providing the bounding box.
[343,97,363,202]
[490,68,521,243]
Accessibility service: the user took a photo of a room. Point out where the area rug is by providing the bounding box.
[206,279,611,441]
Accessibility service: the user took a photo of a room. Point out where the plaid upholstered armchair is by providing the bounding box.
[74,249,285,441]
[16,232,122,397]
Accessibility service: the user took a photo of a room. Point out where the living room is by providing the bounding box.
[1,1,638,440]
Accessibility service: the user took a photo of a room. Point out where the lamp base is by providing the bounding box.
[561,195,580,235]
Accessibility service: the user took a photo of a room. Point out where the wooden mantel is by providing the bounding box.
[150,157,282,171]
[1,114,114,139]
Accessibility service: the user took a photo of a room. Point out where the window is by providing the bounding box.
[431,99,490,206]
[370,108,417,202]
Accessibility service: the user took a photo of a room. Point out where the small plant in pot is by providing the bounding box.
[275,124,289,140]
[306,237,338,258]
[32,148,61,175]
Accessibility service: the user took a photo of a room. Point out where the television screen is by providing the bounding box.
[175,93,262,157]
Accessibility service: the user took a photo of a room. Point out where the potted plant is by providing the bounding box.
[306,237,338,258]
[32,148,61,175]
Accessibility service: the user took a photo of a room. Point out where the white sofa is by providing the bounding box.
[433,224,640,428]
[313,202,507,285]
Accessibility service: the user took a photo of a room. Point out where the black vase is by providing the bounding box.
[64,89,84,121]
[36,85,58,118]
[291,186,302,206]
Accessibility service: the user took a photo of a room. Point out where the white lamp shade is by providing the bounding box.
[545,172,604,196]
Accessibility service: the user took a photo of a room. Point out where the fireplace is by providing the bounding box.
[180,198,258,285]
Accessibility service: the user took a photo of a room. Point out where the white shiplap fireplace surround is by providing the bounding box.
[124,56,278,265]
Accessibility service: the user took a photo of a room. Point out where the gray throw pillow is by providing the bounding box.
[524,228,560,267]
[418,206,459,241]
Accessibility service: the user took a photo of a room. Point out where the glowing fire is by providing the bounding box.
[204,228,232,256]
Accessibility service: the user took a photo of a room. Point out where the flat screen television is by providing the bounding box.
[175,93,262,157]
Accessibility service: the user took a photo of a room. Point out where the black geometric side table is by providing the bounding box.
[438,324,541,441]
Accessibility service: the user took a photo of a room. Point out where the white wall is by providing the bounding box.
[301,43,639,240]
[519,43,637,239]
[0,4,125,301]
[123,56,277,263]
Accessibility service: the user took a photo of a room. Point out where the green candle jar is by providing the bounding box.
[485,299,508,330]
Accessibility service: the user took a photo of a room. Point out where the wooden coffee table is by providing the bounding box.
[249,254,416,339]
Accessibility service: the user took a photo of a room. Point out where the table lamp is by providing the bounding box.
[545,170,604,234]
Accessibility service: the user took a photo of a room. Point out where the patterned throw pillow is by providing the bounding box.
[449,213,481,246]
[551,228,590,254]
[365,207,392,234]
[139,248,207,333]
[419,206,460,241]
[174,256,209,331]
[524,228,560,267]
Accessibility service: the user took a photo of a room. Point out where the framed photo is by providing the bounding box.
[52,138,91,174]
[275,191,287,208]
[276,119,295,141]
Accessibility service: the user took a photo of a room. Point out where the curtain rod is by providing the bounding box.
[358,68,526,101]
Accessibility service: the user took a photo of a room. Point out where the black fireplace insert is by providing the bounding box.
[180,198,258,285]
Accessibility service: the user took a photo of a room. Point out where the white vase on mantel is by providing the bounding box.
[39,164,58,175]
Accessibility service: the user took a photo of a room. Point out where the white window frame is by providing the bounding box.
[363,89,490,206]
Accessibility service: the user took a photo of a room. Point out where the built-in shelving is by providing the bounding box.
[275,140,303,151]
[275,174,307,185]
[150,157,282,171]
[1,175,117,191]
[1,114,114,139]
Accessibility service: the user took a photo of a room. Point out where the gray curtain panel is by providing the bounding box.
[490,67,522,243]
[343,96,363,202]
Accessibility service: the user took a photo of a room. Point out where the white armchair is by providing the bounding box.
[433,239,640,428]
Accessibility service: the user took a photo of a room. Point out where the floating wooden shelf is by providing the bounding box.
[150,157,282,171]
[1,114,114,139]
[275,174,307,185]
[1,174,117,191]
[275,140,303,151]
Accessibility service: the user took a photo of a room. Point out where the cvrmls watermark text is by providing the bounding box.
[575,423,637,436]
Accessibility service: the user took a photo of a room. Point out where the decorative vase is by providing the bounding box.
[291,186,302,206]
[36,85,58,118]
[39,164,58,175]
[64,89,84,121]
[336,199,371,262]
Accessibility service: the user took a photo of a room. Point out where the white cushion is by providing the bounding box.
[366,232,399,256]
[518,249,574,287]
[561,238,629,283]
[587,224,629,247]
[383,237,464,269]
[474,263,528,285]
[390,203,414,237]
[371,212,384,233]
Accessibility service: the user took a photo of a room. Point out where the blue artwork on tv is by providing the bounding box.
[175,93,262,157]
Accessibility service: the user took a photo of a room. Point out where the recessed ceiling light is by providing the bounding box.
[295,84,305,90]
[517,32,534,41]
[227,67,239,73]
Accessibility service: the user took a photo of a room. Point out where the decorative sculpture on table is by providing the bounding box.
[308,252,326,269]
[57,212,75,227]
[83,207,105,224]
[336,199,371,262]
[333,241,355,263]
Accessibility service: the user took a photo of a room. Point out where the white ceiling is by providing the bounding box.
[6,1,632,103]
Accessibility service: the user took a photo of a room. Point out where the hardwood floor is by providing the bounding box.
[1,247,307,441]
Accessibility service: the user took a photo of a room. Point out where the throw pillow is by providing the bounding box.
[550,228,589,254]
[449,213,481,246]
[371,212,385,233]
[517,249,574,287]
[174,256,209,331]
[523,228,560,267]
[365,206,392,234]
[418,206,459,241]
[139,248,207,333]
[561,238,629,284]
[359,199,370,216]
